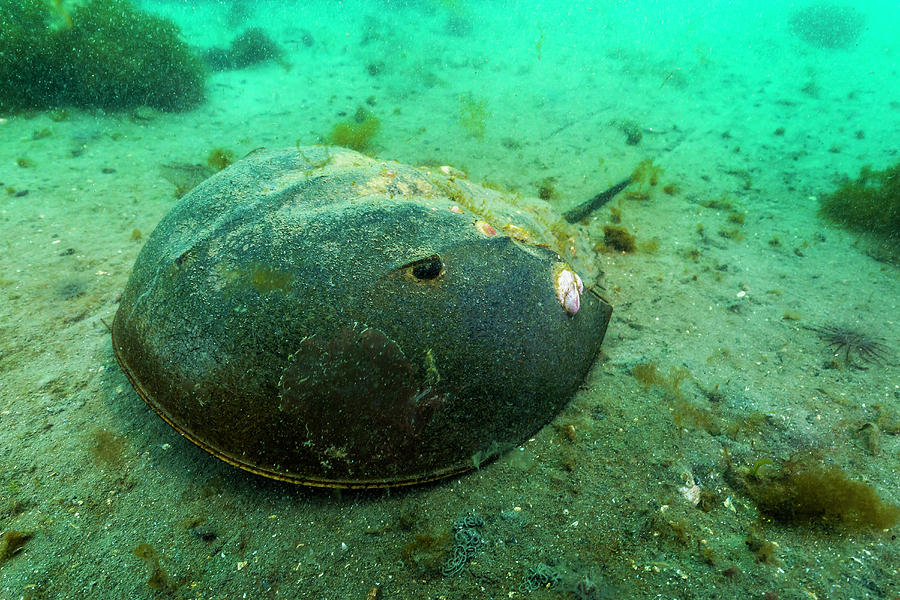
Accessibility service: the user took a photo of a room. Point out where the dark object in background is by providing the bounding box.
[203,27,286,71]
[0,0,205,113]
[112,146,613,488]
[224,0,254,30]
[563,178,631,223]
[444,15,473,37]
[617,119,643,146]
[789,3,866,49]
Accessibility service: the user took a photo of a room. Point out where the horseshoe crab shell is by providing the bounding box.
[111,146,612,488]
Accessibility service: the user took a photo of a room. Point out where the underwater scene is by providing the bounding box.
[1,0,898,598]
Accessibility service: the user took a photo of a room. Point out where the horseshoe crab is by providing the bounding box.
[111,146,612,488]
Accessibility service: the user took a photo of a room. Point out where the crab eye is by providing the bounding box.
[405,255,443,280]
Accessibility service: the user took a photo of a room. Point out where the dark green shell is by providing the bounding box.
[112,146,612,488]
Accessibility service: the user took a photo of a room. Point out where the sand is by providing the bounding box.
[1,1,897,598]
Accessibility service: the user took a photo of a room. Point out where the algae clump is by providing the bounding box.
[601,225,637,253]
[739,454,900,529]
[0,0,205,114]
[458,92,489,139]
[819,161,900,261]
[327,107,381,152]
[203,27,287,71]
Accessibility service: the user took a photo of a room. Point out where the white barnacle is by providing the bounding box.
[554,265,583,317]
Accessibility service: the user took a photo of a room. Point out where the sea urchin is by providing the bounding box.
[809,325,891,367]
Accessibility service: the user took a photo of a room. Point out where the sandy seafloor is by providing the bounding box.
[1,1,899,598]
